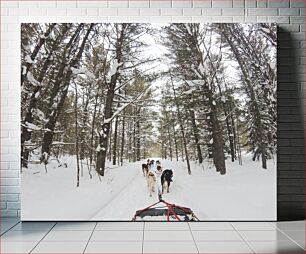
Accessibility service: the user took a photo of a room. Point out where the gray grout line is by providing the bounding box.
[29,222,57,254]
[0,220,21,236]
[187,222,200,254]
[276,227,305,251]
[229,222,256,254]
[82,222,97,254]
[142,222,145,254]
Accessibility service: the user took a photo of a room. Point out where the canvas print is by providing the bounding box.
[21,23,277,221]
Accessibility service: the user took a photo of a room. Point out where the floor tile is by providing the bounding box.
[295,240,305,250]
[11,222,55,231]
[0,241,37,253]
[282,230,305,249]
[232,222,276,231]
[248,240,304,253]
[197,241,254,253]
[32,241,87,253]
[239,230,291,241]
[143,241,198,253]
[1,224,17,234]
[91,230,143,241]
[273,221,305,231]
[96,222,143,231]
[1,222,21,233]
[145,222,189,230]
[0,230,47,242]
[193,230,242,241]
[189,222,233,231]
[42,230,92,242]
[144,230,193,241]
[52,222,96,231]
[282,230,305,241]
[85,241,142,253]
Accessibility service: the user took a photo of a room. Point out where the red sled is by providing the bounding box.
[132,197,199,222]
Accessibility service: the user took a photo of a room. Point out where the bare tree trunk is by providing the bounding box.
[262,146,267,169]
[136,108,141,161]
[120,116,125,166]
[112,115,119,165]
[234,111,242,165]
[172,121,179,161]
[143,137,147,159]
[80,91,90,161]
[89,94,99,166]
[230,113,238,160]
[211,110,226,175]
[74,83,80,187]
[180,125,191,174]
[96,122,110,176]
[190,110,203,164]
[225,117,235,163]
[180,136,184,162]
[161,139,164,159]
[128,120,132,162]
[108,122,112,162]
[167,125,173,161]
[133,113,136,162]
[171,75,191,175]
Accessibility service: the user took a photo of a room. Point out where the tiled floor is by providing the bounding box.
[0,218,304,253]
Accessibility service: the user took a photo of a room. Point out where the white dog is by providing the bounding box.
[147,171,156,197]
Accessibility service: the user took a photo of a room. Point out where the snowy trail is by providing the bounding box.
[90,161,166,220]
[89,167,144,220]
[22,155,276,221]
[91,157,276,221]
[91,159,207,220]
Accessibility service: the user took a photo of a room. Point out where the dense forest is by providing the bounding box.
[21,23,277,185]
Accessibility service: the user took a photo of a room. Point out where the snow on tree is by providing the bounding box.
[217,23,277,169]
[21,22,276,184]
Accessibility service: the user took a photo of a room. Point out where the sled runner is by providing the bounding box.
[132,197,199,221]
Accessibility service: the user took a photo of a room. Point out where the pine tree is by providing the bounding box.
[217,23,276,169]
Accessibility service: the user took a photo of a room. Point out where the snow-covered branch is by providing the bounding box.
[104,84,152,124]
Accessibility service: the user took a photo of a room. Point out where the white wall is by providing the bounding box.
[1,0,305,217]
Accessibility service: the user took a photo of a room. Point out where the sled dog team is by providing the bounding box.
[141,159,173,197]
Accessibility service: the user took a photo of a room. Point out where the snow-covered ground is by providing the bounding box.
[21,155,276,221]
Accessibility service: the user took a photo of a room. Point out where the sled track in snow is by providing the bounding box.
[89,167,142,220]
